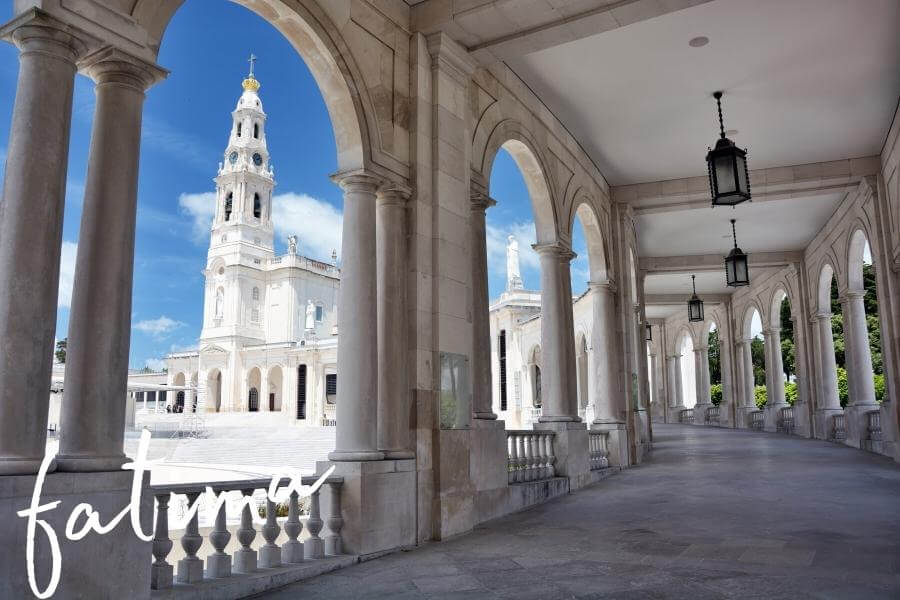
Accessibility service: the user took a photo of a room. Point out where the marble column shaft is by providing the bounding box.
[741,341,755,407]
[674,355,685,408]
[376,184,414,458]
[665,356,679,408]
[814,313,841,410]
[329,173,384,461]
[842,291,876,406]
[763,328,786,405]
[535,243,576,422]
[590,281,619,422]
[0,14,84,474]
[57,49,165,472]
[470,189,497,420]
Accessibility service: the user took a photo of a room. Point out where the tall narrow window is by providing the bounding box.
[253,123,259,139]
[253,193,261,218]
[296,365,307,419]
[533,366,542,407]
[252,287,259,301]
[499,330,508,412]
[237,122,242,137]
[248,387,259,412]
[224,192,233,221]
[325,374,337,404]
[315,304,324,322]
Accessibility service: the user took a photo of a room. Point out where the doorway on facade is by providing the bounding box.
[249,387,259,412]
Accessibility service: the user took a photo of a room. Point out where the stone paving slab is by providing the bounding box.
[254,425,900,599]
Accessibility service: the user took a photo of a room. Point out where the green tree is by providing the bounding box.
[710,383,722,406]
[55,338,67,364]
[779,297,795,380]
[751,336,766,386]
[707,329,721,385]
[784,382,798,405]
[754,385,767,409]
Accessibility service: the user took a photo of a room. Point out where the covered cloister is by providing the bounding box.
[0,0,898,598]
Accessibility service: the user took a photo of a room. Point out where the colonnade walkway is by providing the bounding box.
[261,424,900,599]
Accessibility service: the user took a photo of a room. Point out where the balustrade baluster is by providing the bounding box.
[281,491,304,563]
[207,494,232,578]
[305,488,325,559]
[233,488,258,574]
[177,492,204,584]
[151,493,174,589]
[546,433,556,477]
[324,481,344,555]
[516,434,526,482]
[599,432,609,468]
[259,496,281,568]
[537,433,548,478]
[507,435,516,484]
[526,434,537,481]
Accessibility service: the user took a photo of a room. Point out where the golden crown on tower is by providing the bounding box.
[242,53,260,92]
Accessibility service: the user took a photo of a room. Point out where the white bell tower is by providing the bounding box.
[210,54,275,254]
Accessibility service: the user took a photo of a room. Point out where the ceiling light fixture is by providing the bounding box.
[706,91,751,207]
[687,275,704,322]
[725,219,750,287]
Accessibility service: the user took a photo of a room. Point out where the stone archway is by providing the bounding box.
[267,365,283,412]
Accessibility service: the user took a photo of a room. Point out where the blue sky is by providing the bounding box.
[0,0,588,370]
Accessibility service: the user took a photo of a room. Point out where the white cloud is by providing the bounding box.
[134,315,186,338]
[272,193,342,261]
[58,241,78,308]
[178,191,217,244]
[144,358,167,371]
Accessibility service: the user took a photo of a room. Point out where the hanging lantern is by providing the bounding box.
[706,91,751,206]
[645,323,653,342]
[687,275,704,322]
[725,218,750,287]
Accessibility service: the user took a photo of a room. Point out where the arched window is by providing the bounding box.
[252,287,259,301]
[253,123,259,139]
[296,365,307,419]
[325,374,337,405]
[253,193,261,218]
[224,192,233,221]
[236,122,242,137]
[248,387,259,412]
[533,365,542,407]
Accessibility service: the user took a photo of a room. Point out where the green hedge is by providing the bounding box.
[874,373,885,403]
[710,383,722,406]
[754,385,767,409]
[784,382,798,406]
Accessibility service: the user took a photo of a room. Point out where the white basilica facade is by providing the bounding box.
[165,68,340,426]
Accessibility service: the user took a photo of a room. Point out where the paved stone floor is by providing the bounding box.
[259,424,900,599]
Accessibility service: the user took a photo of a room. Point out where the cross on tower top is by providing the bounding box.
[248,53,257,77]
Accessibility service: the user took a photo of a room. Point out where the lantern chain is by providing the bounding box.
[714,91,725,139]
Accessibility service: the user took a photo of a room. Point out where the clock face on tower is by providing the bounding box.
[252,153,263,166]
[229,151,238,164]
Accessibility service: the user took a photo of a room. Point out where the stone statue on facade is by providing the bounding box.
[507,234,524,291]
[305,299,315,331]
[288,235,298,255]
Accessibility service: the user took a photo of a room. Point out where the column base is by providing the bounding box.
[327,450,385,461]
[845,403,879,448]
[0,456,51,475]
[382,449,416,459]
[538,415,578,423]
[473,412,498,420]
[534,421,590,489]
[54,452,127,472]
[815,407,844,441]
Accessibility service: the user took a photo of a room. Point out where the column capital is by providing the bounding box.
[78,46,167,91]
[840,289,866,301]
[695,346,709,353]
[812,312,832,322]
[470,189,496,211]
[1,7,90,62]
[376,183,413,206]
[667,353,682,360]
[588,278,617,294]
[330,169,382,193]
[762,327,781,337]
[532,242,576,262]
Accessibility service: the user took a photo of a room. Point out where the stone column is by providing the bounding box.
[590,280,620,423]
[741,340,755,408]
[695,347,711,404]
[534,243,577,422]
[376,184,414,458]
[665,356,679,410]
[813,313,841,410]
[329,173,384,461]
[470,186,497,420]
[562,259,580,419]
[674,354,685,408]
[0,11,85,475]
[763,328,786,406]
[56,48,165,472]
[842,291,876,406]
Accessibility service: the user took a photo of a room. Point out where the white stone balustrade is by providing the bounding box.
[705,406,720,425]
[866,410,882,441]
[149,475,344,592]
[778,406,795,434]
[750,410,764,430]
[588,431,610,470]
[679,409,694,424]
[507,430,556,483]
[831,413,847,441]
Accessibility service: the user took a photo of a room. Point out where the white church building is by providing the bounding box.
[164,67,340,426]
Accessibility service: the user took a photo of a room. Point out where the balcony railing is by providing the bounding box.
[322,404,336,427]
[778,406,794,434]
[150,475,344,593]
[705,405,720,425]
[506,430,556,484]
[679,408,694,424]
[750,410,764,430]
[866,410,882,441]
[525,406,542,425]
[831,413,847,441]
[588,431,610,470]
